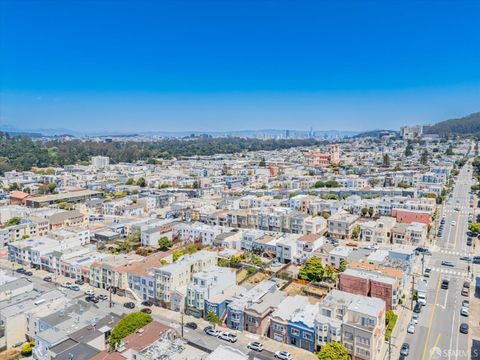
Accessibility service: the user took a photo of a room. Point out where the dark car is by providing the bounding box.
[141,308,152,314]
[43,276,52,282]
[75,279,84,285]
[441,261,454,267]
[86,296,99,303]
[124,302,135,309]
[185,322,197,330]
[16,268,26,274]
[24,271,33,276]
[142,300,154,307]
[460,323,469,334]
[413,302,422,313]
[400,343,410,356]
[441,278,450,289]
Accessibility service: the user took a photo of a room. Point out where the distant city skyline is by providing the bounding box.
[1,1,480,132]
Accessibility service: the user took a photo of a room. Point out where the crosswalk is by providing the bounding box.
[438,249,466,256]
[429,267,468,277]
[443,209,472,215]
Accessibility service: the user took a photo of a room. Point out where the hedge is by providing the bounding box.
[109,312,153,347]
[385,312,398,341]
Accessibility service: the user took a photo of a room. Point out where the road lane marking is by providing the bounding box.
[422,276,442,360]
[428,333,442,360]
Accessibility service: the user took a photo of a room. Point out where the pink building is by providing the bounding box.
[392,209,431,224]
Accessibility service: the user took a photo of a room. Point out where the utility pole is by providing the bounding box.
[388,335,392,360]
[411,273,415,310]
[421,253,425,275]
[181,312,184,338]
[109,285,113,308]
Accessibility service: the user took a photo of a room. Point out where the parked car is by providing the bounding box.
[407,322,416,334]
[141,308,152,314]
[460,256,471,261]
[460,323,469,334]
[205,328,221,337]
[43,276,52,282]
[462,300,470,308]
[69,285,80,291]
[24,271,33,276]
[142,300,154,307]
[61,282,72,288]
[247,341,264,352]
[185,322,197,330]
[75,279,84,285]
[400,343,410,356]
[274,351,293,360]
[218,331,237,343]
[411,313,419,324]
[461,307,469,317]
[424,267,432,277]
[98,294,108,301]
[16,268,26,274]
[124,302,135,309]
[413,302,422,313]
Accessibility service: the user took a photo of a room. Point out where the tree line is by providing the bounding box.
[0,132,324,174]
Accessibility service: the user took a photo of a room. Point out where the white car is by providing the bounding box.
[451,220,456,226]
[85,290,95,296]
[205,328,221,337]
[218,331,237,343]
[407,322,416,334]
[274,351,293,360]
[247,341,264,352]
[411,313,419,324]
[461,307,469,317]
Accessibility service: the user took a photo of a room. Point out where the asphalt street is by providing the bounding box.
[405,161,474,360]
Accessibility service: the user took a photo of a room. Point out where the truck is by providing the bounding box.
[417,279,428,305]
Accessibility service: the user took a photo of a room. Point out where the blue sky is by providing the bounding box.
[1,0,480,132]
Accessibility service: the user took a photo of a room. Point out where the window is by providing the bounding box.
[291,328,300,336]
[273,323,284,332]
[303,332,312,340]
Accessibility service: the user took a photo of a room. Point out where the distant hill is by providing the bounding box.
[424,112,480,136]
[353,129,398,138]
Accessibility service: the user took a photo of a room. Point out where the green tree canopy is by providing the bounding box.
[207,311,221,328]
[298,257,324,282]
[317,342,349,360]
[158,236,173,251]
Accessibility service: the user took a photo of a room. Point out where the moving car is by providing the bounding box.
[247,341,264,352]
[460,256,471,261]
[123,302,135,309]
[451,220,456,226]
[441,278,449,289]
[274,351,293,360]
[218,331,237,343]
[185,322,197,330]
[441,261,454,267]
[460,323,469,334]
[400,343,410,356]
[24,271,33,276]
[43,276,52,282]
